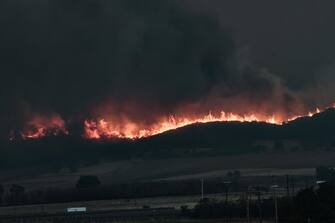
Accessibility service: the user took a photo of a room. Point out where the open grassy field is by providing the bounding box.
[0,151,332,190]
[0,151,322,221]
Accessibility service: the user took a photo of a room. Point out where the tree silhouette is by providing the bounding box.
[294,188,319,222]
[76,176,101,189]
[8,184,26,204]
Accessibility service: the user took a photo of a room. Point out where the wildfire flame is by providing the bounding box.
[12,105,333,141]
[83,107,324,140]
[20,114,69,140]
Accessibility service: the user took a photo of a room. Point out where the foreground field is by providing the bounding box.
[0,193,222,216]
[0,190,287,217]
[0,151,329,190]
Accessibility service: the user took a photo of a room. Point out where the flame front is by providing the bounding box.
[20,114,68,140]
[83,108,322,140]
[13,105,330,141]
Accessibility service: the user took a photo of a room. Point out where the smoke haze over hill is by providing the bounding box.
[1,0,335,141]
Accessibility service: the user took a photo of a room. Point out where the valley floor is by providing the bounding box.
[0,151,331,190]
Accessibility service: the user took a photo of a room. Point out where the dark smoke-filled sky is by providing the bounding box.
[183,0,335,89]
[1,0,335,140]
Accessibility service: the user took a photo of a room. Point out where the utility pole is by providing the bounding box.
[275,190,278,223]
[257,188,263,223]
[201,178,204,200]
[246,191,250,223]
[223,181,231,204]
[271,185,279,223]
[223,181,231,222]
[286,175,290,197]
[225,185,228,204]
[292,177,295,195]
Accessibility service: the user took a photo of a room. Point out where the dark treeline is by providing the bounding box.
[187,182,335,223]
[0,175,242,206]
[185,167,335,223]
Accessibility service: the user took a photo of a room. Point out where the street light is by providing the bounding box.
[316,180,327,185]
[315,180,327,190]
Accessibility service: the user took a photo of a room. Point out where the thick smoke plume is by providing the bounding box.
[0,0,323,140]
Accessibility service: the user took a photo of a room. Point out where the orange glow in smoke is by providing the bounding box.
[21,114,68,140]
[83,107,325,140]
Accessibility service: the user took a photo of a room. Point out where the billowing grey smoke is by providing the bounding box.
[0,0,310,140]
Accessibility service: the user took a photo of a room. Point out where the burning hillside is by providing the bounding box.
[83,108,322,140]
[11,106,327,141]
[11,114,68,140]
[1,0,335,143]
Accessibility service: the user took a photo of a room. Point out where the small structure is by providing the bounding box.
[66,207,87,213]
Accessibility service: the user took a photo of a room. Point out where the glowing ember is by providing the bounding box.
[21,114,68,140]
